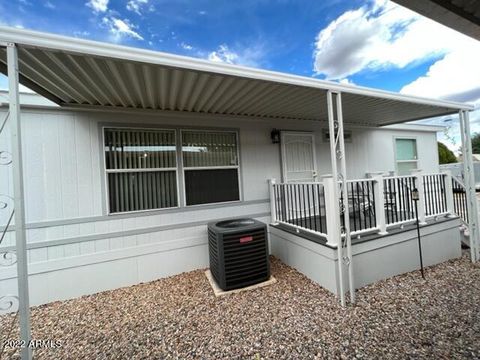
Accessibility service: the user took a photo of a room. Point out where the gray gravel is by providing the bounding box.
[1,252,480,359]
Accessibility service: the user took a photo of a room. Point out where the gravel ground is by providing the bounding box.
[1,252,480,359]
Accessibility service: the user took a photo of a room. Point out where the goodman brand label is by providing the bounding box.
[239,236,253,243]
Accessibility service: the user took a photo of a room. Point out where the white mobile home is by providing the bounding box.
[0,27,478,319]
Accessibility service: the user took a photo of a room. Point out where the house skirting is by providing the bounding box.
[269,217,462,295]
[0,215,270,307]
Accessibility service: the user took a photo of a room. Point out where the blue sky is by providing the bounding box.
[1,0,479,151]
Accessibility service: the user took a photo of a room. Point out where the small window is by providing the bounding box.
[182,130,240,206]
[104,128,178,213]
[395,138,418,175]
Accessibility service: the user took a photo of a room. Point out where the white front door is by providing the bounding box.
[281,132,318,183]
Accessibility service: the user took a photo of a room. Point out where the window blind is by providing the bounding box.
[182,130,240,206]
[104,128,178,213]
[182,131,238,168]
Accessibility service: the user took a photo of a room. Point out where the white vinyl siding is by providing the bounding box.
[104,128,178,213]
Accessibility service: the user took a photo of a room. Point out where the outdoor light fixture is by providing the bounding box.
[412,188,425,279]
[271,129,280,144]
[412,188,419,201]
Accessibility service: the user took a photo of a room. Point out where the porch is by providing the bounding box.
[267,172,466,295]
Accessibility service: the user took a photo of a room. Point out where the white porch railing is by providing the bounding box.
[269,172,455,246]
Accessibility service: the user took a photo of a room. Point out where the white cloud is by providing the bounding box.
[180,42,193,51]
[73,30,90,38]
[102,17,143,40]
[313,0,480,152]
[314,0,480,105]
[207,44,264,67]
[86,0,108,13]
[400,47,480,104]
[313,0,479,80]
[44,1,55,9]
[126,0,150,15]
[338,78,355,86]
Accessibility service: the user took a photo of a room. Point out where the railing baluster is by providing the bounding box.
[384,179,389,224]
[360,182,366,230]
[323,184,327,233]
[295,184,300,226]
[275,185,281,222]
[397,179,402,222]
[370,180,376,227]
[285,185,293,223]
[441,175,447,213]
[350,182,355,232]
[391,178,395,224]
[428,176,433,215]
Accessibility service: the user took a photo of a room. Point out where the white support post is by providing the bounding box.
[441,170,455,217]
[459,110,480,262]
[7,43,32,360]
[322,175,339,247]
[326,90,354,305]
[268,178,277,224]
[335,93,355,305]
[411,169,427,225]
[326,91,345,306]
[370,174,387,235]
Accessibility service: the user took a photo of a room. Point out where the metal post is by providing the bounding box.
[326,91,345,306]
[7,43,32,359]
[412,188,425,279]
[335,92,355,304]
[326,90,354,305]
[268,178,277,224]
[459,110,479,262]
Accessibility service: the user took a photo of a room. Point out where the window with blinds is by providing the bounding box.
[182,130,240,206]
[104,128,178,213]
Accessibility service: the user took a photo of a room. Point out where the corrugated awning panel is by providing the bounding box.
[0,45,460,126]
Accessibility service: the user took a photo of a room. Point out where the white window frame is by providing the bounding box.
[102,126,181,215]
[180,129,242,207]
[394,136,418,175]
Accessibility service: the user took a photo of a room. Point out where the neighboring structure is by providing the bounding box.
[394,0,480,41]
[0,27,478,359]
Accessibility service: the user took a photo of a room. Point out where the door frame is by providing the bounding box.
[280,131,318,183]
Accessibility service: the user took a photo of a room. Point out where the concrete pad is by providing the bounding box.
[205,270,277,297]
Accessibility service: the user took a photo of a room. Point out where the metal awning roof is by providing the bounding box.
[394,0,480,41]
[0,27,474,127]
